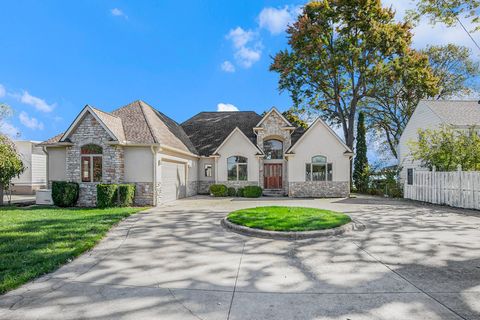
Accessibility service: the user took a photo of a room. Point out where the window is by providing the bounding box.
[81,144,102,182]
[263,139,283,159]
[407,168,414,185]
[204,164,212,177]
[305,155,333,181]
[227,156,247,181]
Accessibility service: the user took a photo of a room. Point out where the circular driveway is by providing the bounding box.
[1,195,480,320]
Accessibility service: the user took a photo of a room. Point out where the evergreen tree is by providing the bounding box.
[353,112,369,192]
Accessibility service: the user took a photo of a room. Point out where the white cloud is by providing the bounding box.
[226,27,262,68]
[20,91,55,112]
[19,111,44,130]
[0,84,5,98]
[111,8,128,19]
[217,103,239,112]
[0,122,20,138]
[258,5,301,35]
[221,60,236,73]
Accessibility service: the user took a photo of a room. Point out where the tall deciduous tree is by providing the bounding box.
[410,0,480,31]
[270,0,415,176]
[0,134,24,205]
[423,44,480,99]
[282,109,309,129]
[363,51,439,159]
[353,112,369,192]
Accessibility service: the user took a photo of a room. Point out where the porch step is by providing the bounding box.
[263,189,286,197]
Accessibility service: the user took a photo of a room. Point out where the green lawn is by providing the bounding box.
[227,206,351,232]
[0,206,146,294]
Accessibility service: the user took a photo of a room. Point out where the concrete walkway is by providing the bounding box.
[1,195,480,319]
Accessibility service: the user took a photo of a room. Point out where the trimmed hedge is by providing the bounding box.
[236,187,244,197]
[243,186,263,198]
[117,184,135,207]
[227,187,236,197]
[96,184,136,208]
[52,181,79,207]
[210,184,228,197]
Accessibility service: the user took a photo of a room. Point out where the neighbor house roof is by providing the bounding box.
[421,100,480,126]
[181,111,262,156]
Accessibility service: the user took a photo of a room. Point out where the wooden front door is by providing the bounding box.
[264,164,282,189]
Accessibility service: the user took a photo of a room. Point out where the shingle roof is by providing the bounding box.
[111,101,156,144]
[37,133,63,145]
[90,106,126,142]
[181,111,262,156]
[422,100,480,126]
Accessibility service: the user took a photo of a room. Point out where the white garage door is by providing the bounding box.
[160,161,186,203]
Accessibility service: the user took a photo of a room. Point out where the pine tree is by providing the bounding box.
[353,112,369,192]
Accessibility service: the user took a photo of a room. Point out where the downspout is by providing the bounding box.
[151,145,158,206]
[42,146,49,188]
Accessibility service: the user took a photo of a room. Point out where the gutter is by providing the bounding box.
[150,145,159,206]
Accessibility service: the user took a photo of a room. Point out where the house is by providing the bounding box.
[10,140,47,194]
[398,100,480,184]
[40,100,353,206]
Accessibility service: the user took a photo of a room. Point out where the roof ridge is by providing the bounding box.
[89,105,122,119]
[137,101,158,144]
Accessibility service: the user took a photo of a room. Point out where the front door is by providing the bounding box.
[264,164,282,189]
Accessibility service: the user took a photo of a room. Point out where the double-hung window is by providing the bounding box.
[204,164,212,177]
[305,155,333,181]
[81,144,103,182]
[227,156,247,181]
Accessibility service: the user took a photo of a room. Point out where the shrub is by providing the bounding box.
[117,184,136,206]
[243,186,263,198]
[97,184,136,208]
[210,184,228,197]
[52,181,79,207]
[97,184,118,208]
[227,187,236,197]
[236,187,244,197]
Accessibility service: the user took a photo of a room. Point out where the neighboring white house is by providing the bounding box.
[10,140,47,194]
[398,100,480,185]
[40,100,353,206]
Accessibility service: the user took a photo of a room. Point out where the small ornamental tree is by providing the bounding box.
[0,134,25,205]
[353,112,369,192]
[408,125,480,171]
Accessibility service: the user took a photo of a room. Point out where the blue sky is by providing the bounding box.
[1,1,479,163]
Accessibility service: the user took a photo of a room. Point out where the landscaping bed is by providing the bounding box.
[226,206,351,232]
[0,205,146,294]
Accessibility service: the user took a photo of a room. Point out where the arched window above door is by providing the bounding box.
[263,139,283,160]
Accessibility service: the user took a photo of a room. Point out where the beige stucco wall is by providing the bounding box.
[47,147,67,181]
[198,157,215,181]
[288,122,350,182]
[216,130,259,183]
[124,147,154,182]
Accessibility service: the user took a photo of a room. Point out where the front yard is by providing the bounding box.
[0,206,146,294]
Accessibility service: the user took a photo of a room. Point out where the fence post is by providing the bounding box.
[457,164,462,207]
[432,166,436,204]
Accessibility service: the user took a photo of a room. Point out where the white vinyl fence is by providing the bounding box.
[404,168,480,210]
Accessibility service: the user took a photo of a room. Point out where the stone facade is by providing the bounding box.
[219,181,259,189]
[134,182,154,206]
[288,181,349,198]
[65,113,125,207]
[255,110,292,191]
[198,181,214,194]
[186,181,198,197]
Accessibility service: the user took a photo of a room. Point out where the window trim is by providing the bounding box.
[305,155,332,182]
[204,164,212,177]
[227,156,248,181]
[80,144,103,183]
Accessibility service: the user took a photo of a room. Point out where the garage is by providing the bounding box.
[160,160,186,203]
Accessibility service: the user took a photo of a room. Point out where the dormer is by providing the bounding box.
[254,107,296,154]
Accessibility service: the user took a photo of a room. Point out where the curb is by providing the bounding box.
[221,218,354,240]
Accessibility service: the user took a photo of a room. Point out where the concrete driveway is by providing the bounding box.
[1,195,480,320]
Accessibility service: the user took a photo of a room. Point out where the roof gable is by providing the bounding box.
[181,111,262,156]
[60,105,121,142]
[255,107,293,128]
[287,117,353,154]
[213,127,263,155]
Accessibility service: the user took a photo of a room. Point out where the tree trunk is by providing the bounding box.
[0,184,4,206]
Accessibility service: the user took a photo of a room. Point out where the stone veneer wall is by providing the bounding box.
[198,181,214,194]
[288,181,349,198]
[134,182,154,206]
[65,113,125,207]
[186,181,198,197]
[218,181,259,189]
